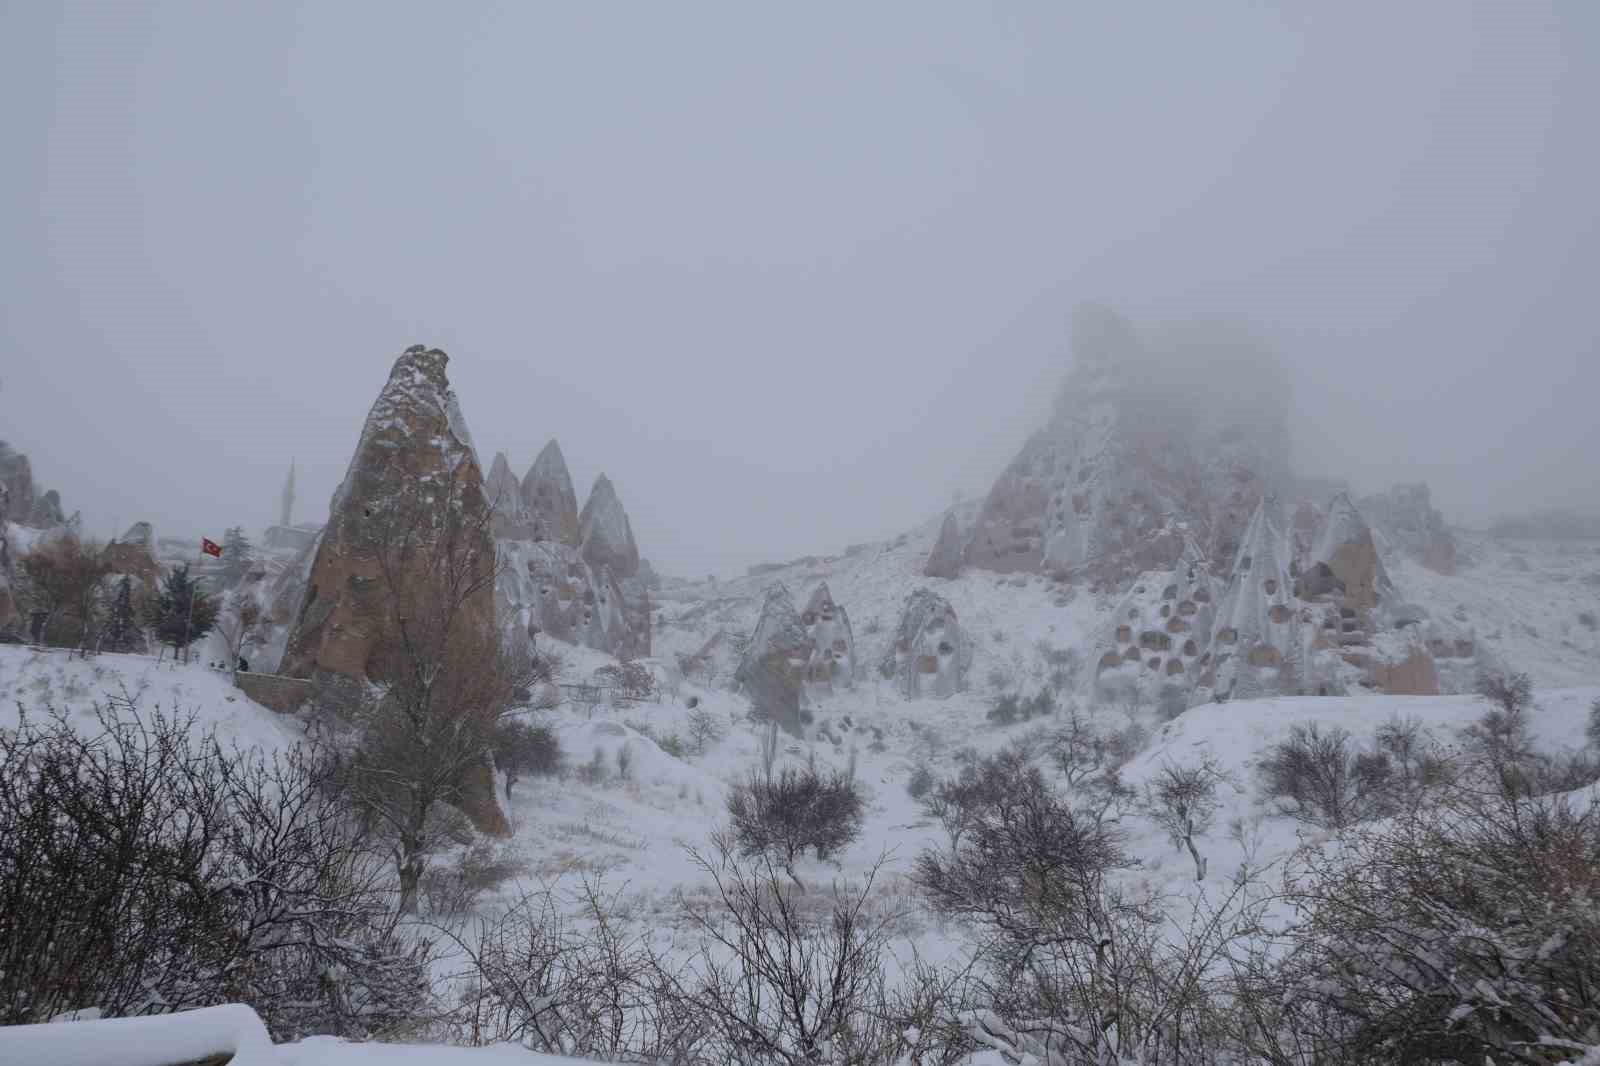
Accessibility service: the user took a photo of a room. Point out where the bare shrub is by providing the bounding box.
[1475,668,1534,717]
[686,706,725,756]
[680,839,917,1065]
[986,692,1022,727]
[0,695,432,1038]
[1259,787,1600,1065]
[1143,758,1228,881]
[1258,722,1377,828]
[907,763,936,800]
[454,877,699,1061]
[419,840,526,918]
[575,747,608,786]
[918,747,1032,852]
[594,658,656,704]
[915,753,1249,1064]
[726,764,864,867]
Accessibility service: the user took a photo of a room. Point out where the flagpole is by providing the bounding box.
[183,544,200,664]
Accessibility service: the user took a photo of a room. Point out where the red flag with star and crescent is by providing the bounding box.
[201,537,223,558]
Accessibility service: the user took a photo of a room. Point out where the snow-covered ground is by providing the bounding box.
[5,520,1599,1063]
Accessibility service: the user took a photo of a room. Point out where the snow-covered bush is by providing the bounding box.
[0,694,434,1040]
[1258,722,1384,828]
[1259,786,1600,1065]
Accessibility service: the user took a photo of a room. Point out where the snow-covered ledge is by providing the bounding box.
[3,1004,276,1066]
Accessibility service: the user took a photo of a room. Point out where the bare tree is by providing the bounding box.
[686,706,726,757]
[335,479,528,914]
[1142,758,1228,881]
[217,591,264,681]
[18,535,111,648]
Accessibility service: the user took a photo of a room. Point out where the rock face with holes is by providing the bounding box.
[496,539,643,658]
[1092,534,1217,705]
[520,439,581,547]
[736,584,812,736]
[1358,482,1458,575]
[880,587,971,699]
[923,511,963,579]
[280,345,497,684]
[800,582,855,696]
[1205,497,1306,697]
[962,307,1286,589]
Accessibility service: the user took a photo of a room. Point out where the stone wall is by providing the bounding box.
[234,672,315,714]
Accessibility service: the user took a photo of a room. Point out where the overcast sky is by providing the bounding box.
[3,2,1596,578]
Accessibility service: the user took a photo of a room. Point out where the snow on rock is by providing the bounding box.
[520,438,581,548]
[922,510,963,579]
[280,345,496,686]
[1205,496,1305,698]
[1311,492,1392,610]
[880,587,971,699]
[735,583,812,735]
[487,450,538,541]
[276,345,505,835]
[800,582,855,697]
[497,540,645,659]
[578,473,641,579]
[962,306,1283,588]
[1092,533,1217,705]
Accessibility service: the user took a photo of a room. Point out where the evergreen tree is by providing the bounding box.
[143,563,218,655]
[220,527,254,587]
[103,575,139,653]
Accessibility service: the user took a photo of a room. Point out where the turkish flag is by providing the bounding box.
[201,537,223,558]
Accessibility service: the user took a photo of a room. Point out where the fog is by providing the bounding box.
[3,3,1596,577]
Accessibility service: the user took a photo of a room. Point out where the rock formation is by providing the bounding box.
[962,307,1285,588]
[487,451,538,540]
[923,511,963,578]
[1092,534,1217,704]
[735,584,812,736]
[280,345,496,685]
[1358,483,1458,575]
[1309,493,1392,611]
[1207,497,1306,697]
[520,439,580,547]
[579,474,641,578]
[0,483,16,634]
[0,443,34,526]
[102,521,163,594]
[880,587,971,699]
[800,583,855,696]
[278,345,504,835]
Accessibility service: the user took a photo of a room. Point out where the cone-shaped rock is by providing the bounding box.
[1210,497,1297,684]
[880,587,971,699]
[736,584,811,736]
[579,474,640,579]
[1311,493,1391,610]
[281,346,496,685]
[1357,482,1457,575]
[487,451,538,540]
[923,511,963,578]
[801,582,855,695]
[520,439,580,547]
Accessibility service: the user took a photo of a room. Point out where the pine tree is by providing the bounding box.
[103,575,138,652]
[143,563,218,656]
[220,527,254,587]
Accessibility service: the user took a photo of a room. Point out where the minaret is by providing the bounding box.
[279,459,296,528]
